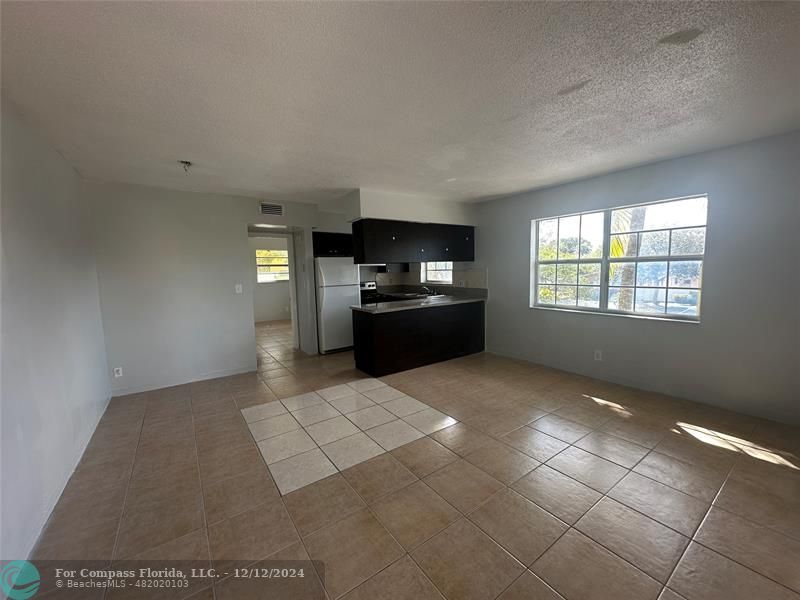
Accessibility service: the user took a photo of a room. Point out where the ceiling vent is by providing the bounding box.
[260,202,284,216]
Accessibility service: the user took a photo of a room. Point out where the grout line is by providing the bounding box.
[102,396,148,600]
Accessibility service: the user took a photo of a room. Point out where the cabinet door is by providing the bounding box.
[353,219,414,263]
[313,232,353,257]
[448,225,475,261]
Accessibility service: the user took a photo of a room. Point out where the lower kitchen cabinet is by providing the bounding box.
[352,301,485,376]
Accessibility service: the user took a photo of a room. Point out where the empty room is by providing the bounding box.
[2,2,799,600]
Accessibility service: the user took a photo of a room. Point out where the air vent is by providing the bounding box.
[260,202,284,216]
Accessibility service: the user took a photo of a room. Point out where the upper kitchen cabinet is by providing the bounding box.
[312,231,353,257]
[352,219,475,263]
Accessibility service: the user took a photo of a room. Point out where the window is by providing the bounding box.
[531,195,707,320]
[256,249,290,283]
[422,261,453,284]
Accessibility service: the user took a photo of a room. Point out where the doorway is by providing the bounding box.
[249,232,300,360]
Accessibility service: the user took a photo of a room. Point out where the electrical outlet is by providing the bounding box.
[235,283,243,294]
[458,280,466,287]
[113,367,123,378]
[594,350,603,362]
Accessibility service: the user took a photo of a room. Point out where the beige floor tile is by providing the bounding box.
[501,426,569,463]
[470,488,567,566]
[215,541,326,599]
[532,529,661,600]
[292,402,341,426]
[424,459,504,513]
[465,440,539,485]
[382,396,430,417]
[576,497,689,583]
[546,446,628,493]
[341,555,444,600]
[497,570,565,600]
[318,384,359,401]
[346,405,396,430]
[653,430,739,473]
[203,466,279,525]
[608,472,708,537]
[363,385,407,403]
[402,408,458,434]
[430,423,494,456]
[328,393,376,414]
[694,506,800,593]
[531,414,593,444]
[304,508,404,599]
[574,431,649,468]
[412,519,525,600]
[391,436,459,478]
[347,378,387,393]
[114,492,204,558]
[283,473,366,537]
[306,415,360,445]
[511,465,601,525]
[714,459,800,540]
[281,391,325,412]
[198,442,264,485]
[268,448,338,495]
[341,453,418,504]
[240,400,287,423]
[372,480,460,549]
[322,432,386,470]
[634,452,726,502]
[247,413,301,442]
[658,590,688,600]
[366,419,425,451]
[257,428,317,464]
[601,416,668,449]
[668,542,798,600]
[207,498,299,573]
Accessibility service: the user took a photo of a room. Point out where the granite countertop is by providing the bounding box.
[351,295,485,314]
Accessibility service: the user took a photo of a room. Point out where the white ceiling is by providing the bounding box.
[3,1,800,205]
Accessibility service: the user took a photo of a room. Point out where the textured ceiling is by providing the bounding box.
[2,1,800,204]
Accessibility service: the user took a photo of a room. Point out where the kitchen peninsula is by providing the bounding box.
[351,295,485,376]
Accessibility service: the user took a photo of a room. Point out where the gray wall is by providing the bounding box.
[476,131,800,424]
[1,103,110,559]
[249,236,291,322]
[87,181,260,395]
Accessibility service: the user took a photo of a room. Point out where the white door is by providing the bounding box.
[316,257,359,287]
[317,284,359,352]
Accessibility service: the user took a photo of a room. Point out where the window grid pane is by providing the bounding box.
[533,194,707,319]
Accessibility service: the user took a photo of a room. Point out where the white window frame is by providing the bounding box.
[256,248,290,284]
[421,261,453,284]
[531,194,707,322]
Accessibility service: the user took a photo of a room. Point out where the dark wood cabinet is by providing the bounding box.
[352,219,474,264]
[377,263,410,273]
[352,301,485,376]
[312,231,353,257]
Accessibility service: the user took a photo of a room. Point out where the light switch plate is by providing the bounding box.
[235,284,243,294]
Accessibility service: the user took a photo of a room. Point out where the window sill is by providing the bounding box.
[257,280,290,285]
[531,305,700,324]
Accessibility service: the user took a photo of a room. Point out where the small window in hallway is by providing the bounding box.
[256,249,290,283]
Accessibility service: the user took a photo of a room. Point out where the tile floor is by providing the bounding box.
[31,320,800,600]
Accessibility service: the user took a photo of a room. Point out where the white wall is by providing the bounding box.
[476,131,800,424]
[249,236,291,322]
[87,181,261,394]
[359,188,477,225]
[1,102,110,559]
[86,182,355,393]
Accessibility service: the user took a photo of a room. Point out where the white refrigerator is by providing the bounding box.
[315,257,360,353]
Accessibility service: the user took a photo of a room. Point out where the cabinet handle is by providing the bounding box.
[392,236,396,240]
[421,248,425,252]
[445,247,449,252]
